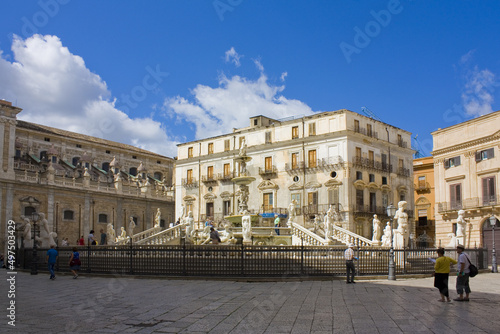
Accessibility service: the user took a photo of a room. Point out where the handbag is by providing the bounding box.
[466,255,478,277]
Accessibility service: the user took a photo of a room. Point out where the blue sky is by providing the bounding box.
[1,0,499,157]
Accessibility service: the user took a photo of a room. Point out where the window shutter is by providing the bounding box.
[444,159,450,169]
[475,151,481,162]
[455,156,461,166]
[487,148,494,159]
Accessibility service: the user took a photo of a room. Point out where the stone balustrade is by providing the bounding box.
[331,224,373,247]
[290,223,326,246]
[136,224,186,245]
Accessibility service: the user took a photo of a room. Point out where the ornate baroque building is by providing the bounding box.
[0,100,175,251]
[175,110,414,240]
[432,110,500,249]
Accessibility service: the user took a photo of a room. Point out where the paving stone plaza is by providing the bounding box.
[1,270,500,333]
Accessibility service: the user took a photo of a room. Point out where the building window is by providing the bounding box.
[444,156,461,168]
[129,167,137,176]
[382,193,388,208]
[476,148,494,162]
[239,137,245,149]
[187,169,193,184]
[418,176,426,188]
[106,150,111,154]
[356,147,361,158]
[370,192,376,212]
[291,193,301,209]
[399,193,406,201]
[354,120,360,132]
[207,166,213,179]
[254,119,258,126]
[224,140,230,152]
[264,157,273,172]
[397,134,402,145]
[308,150,317,168]
[188,147,193,158]
[208,143,214,155]
[263,193,274,212]
[328,188,339,206]
[308,192,318,211]
[132,155,137,159]
[76,144,82,148]
[265,131,272,144]
[154,172,163,180]
[382,176,387,185]
[450,183,462,210]
[51,156,57,163]
[72,157,80,166]
[157,160,161,164]
[98,214,108,223]
[44,137,50,142]
[15,149,21,158]
[369,174,375,182]
[291,152,299,169]
[223,200,231,216]
[381,153,388,169]
[40,151,48,161]
[356,189,364,206]
[309,123,316,136]
[482,176,496,205]
[223,163,230,177]
[367,124,372,137]
[368,150,374,166]
[63,210,74,220]
[292,126,299,139]
[398,159,404,169]
[356,171,362,180]
[102,162,110,172]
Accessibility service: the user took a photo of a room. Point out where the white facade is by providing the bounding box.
[176,110,414,239]
[432,110,500,248]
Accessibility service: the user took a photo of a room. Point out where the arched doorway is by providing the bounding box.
[482,216,500,263]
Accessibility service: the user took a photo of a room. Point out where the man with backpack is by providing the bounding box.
[454,244,471,301]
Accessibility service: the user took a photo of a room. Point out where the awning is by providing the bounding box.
[28,154,41,164]
[62,160,76,169]
[93,165,108,175]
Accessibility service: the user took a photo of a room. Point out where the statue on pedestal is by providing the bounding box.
[107,223,116,245]
[393,201,408,249]
[128,217,136,237]
[456,209,466,246]
[381,222,392,247]
[178,204,186,224]
[372,214,382,244]
[324,205,334,240]
[39,213,57,248]
[185,211,195,240]
[154,208,161,228]
[288,200,297,225]
[242,210,252,243]
[20,216,32,247]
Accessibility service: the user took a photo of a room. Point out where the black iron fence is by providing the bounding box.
[20,245,488,278]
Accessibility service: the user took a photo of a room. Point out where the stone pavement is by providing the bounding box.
[1,269,500,334]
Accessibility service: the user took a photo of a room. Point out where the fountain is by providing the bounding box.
[224,139,259,228]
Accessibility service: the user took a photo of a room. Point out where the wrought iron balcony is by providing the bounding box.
[415,181,431,191]
[217,172,234,181]
[437,195,500,213]
[258,166,277,176]
[201,175,218,184]
[285,162,305,174]
[397,167,410,177]
[353,126,378,139]
[181,178,198,188]
[352,156,392,173]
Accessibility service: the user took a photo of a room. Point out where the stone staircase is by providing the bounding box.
[290,222,374,247]
[115,226,162,245]
[134,223,186,245]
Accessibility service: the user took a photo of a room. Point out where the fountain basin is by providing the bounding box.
[224,214,260,226]
[231,176,256,186]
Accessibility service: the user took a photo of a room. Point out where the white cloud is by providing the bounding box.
[224,47,241,67]
[164,70,314,140]
[461,65,497,117]
[280,72,288,82]
[0,35,177,156]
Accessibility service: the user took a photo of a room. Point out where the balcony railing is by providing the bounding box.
[398,139,407,148]
[201,175,218,184]
[285,161,305,173]
[397,167,410,177]
[437,195,500,213]
[352,156,392,173]
[415,181,431,191]
[181,178,198,188]
[258,166,277,176]
[353,126,378,139]
[217,172,234,181]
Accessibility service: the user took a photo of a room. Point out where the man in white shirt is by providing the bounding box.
[344,243,357,284]
[454,244,471,301]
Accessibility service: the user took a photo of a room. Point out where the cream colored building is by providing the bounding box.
[176,110,414,240]
[432,110,500,249]
[0,100,175,252]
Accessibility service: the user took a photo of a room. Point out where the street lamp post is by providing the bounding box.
[30,212,39,275]
[387,204,396,280]
[490,215,497,273]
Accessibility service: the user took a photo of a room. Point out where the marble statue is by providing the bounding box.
[178,204,186,223]
[332,207,341,226]
[128,217,136,237]
[239,138,247,157]
[39,213,57,248]
[220,224,237,244]
[313,215,321,233]
[107,223,116,245]
[242,210,252,243]
[117,227,127,241]
[446,232,458,248]
[381,222,392,247]
[456,209,466,245]
[154,208,161,228]
[185,211,195,240]
[372,214,382,244]
[287,200,297,225]
[21,216,32,247]
[393,201,408,249]
[324,206,334,240]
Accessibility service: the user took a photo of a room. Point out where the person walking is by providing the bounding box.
[455,244,471,301]
[46,245,58,280]
[69,247,81,279]
[344,243,357,284]
[433,248,457,302]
